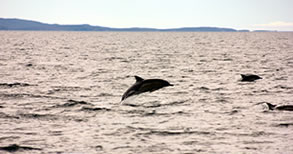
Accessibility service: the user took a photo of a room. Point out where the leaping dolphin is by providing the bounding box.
[121,75,173,101]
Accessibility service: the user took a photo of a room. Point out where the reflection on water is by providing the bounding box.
[0,31,293,153]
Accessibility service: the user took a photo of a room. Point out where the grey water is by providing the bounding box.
[0,31,293,153]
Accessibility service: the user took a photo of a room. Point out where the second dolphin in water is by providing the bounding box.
[121,76,173,101]
[241,74,262,82]
[266,103,293,111]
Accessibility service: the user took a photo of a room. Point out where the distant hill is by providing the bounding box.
[0,18,111,31]
[0,18,243,32]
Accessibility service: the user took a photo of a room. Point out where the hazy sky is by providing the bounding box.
[1,0,293,31]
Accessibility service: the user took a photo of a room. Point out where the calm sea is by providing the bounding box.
[0,31,293,153]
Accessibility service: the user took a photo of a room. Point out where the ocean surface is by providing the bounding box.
[0,31,293,154]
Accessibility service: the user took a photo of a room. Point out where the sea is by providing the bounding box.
[0,31,293,153]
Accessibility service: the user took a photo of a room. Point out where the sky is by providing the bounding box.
[1,0,293,31]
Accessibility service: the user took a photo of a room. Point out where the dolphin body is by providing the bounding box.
[241,74,262,82]
[121,76,173,101]
[266,103,293,111]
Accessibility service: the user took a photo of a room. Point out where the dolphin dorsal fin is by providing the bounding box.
[134,76,144,82]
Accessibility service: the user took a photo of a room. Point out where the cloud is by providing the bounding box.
[255,21,293,27]
[252,21,293,31]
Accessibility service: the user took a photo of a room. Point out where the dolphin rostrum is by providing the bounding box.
[241,74,262,82]
[121,76,173,101]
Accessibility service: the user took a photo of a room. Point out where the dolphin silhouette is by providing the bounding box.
[121,76,173,101]
[266,103,293,111]
[241,74,262,82]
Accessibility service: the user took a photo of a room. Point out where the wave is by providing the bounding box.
[80,106,111,112]
[0,82,33,87]
[0,93,65,100]
[50,99,93,108]
[0,144,41,152]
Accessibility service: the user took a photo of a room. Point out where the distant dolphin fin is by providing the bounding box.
[241,74,246,78]
[134,76,144,82]
[266,103,276,110]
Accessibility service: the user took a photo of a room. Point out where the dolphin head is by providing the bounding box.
[256,76,262,79]
[165,81,174,87]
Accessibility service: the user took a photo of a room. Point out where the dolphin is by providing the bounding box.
[241,74,262,82]
[266,103,293,111]
[121,75,173,101]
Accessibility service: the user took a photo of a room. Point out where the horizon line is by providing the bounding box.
[1,17,289,32]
